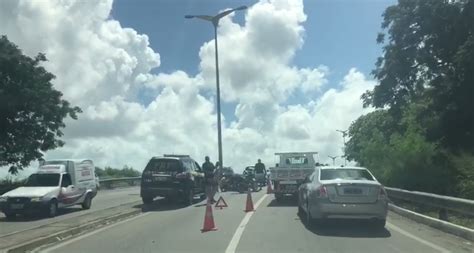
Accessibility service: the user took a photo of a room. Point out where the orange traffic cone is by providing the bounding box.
[201,199,218,232]
[244,189,255,212]
[266,178,273,194]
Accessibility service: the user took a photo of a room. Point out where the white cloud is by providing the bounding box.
[0,0,376,178]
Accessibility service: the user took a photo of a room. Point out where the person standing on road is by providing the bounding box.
[202,156,217,204]
[255,159,267,186]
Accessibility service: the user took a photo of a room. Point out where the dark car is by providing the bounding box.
[140,155,206,205]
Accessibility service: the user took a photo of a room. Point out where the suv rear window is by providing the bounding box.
[145,159,182,172]
[320,169,374,181]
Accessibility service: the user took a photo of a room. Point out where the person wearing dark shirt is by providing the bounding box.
[202,156,217,203]
[255,159,266,186]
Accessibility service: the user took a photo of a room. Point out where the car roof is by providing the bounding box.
[150,156,194,161]
[318,166,368,170]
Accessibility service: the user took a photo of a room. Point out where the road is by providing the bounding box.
[0,187,141,237]
[39,191,472,253]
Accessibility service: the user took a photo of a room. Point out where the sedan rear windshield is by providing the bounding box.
[320,169,375,181]
[26,173,60,187]
[145,159,182,172]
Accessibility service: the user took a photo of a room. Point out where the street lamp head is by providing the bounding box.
[184,15,195,19]
[234,5,248,11]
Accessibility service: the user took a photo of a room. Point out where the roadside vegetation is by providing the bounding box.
[95,165,141,179]
[345,0,474,199]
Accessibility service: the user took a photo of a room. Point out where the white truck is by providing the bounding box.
[269,152,318,201]
[0,159,97,219]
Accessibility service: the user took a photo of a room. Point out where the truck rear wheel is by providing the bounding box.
[275,193,283,202]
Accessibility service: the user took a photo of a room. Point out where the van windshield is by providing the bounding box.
[26,174,60,187]
[320,169,375,181]
[145,159,182,173]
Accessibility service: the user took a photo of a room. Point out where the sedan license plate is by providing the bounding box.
[344,188,362,194]
[279,180,297,184]
[10,204,24,209]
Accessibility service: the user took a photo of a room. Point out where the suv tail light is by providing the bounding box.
[318,185,328,198]
[176,172,191,179]
[378,187,387,200]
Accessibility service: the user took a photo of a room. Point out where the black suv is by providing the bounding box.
[140,155,205,205]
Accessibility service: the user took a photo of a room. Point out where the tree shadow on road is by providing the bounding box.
[297,212,391,238]
[0,207,84,222]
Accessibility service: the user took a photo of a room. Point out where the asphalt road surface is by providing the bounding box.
[0,187,141,237]
[39,191,472,253]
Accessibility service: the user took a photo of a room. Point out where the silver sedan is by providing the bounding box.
[298,166,388,228]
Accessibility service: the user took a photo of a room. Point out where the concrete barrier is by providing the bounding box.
[389,203,474,242]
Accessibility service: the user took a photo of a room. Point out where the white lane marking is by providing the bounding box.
[38,212,150,253]
[225,194,268,253]
[387,222,451,253]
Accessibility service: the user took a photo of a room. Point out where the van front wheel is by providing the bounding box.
[47,200,58,218]
[82,194,92,210]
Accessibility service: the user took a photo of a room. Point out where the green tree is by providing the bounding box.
[363,0,474,151]
[0,36,81,174]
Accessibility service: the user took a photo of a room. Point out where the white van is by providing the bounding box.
[0,159,98,219]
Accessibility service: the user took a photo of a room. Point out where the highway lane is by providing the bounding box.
[0,187,141,237]
[39,192,472,253]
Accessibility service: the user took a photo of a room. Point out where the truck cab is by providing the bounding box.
[0,159,97,219]
[269,152,317,201]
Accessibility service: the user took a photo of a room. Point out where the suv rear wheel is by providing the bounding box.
[142,195,153,204]
[183,189,194,206]
[4,211,16,220]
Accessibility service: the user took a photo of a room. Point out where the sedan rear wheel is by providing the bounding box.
[372,219,386,229]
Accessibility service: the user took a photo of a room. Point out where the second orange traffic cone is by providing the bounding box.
[244,189,255,212]
[201,199,218,232]
[266,178,273,194]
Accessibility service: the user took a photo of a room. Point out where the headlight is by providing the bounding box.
[0,196,7,202]
[30,197,43,202]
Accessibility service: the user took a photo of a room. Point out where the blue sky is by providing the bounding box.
[0,0,398,177]
[112,0,395,120]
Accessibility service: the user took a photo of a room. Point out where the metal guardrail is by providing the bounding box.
[98,177,141,189]
[385,187,474,220]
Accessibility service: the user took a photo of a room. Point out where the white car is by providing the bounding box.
[298,166,388,228]
[0,159,98,219]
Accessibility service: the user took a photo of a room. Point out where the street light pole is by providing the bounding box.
[328,155,338,166]
[213,23,223,170]
[185,6,247,169]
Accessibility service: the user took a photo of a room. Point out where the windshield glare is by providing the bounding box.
[320,169,375,181]
[26,173,60,187]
